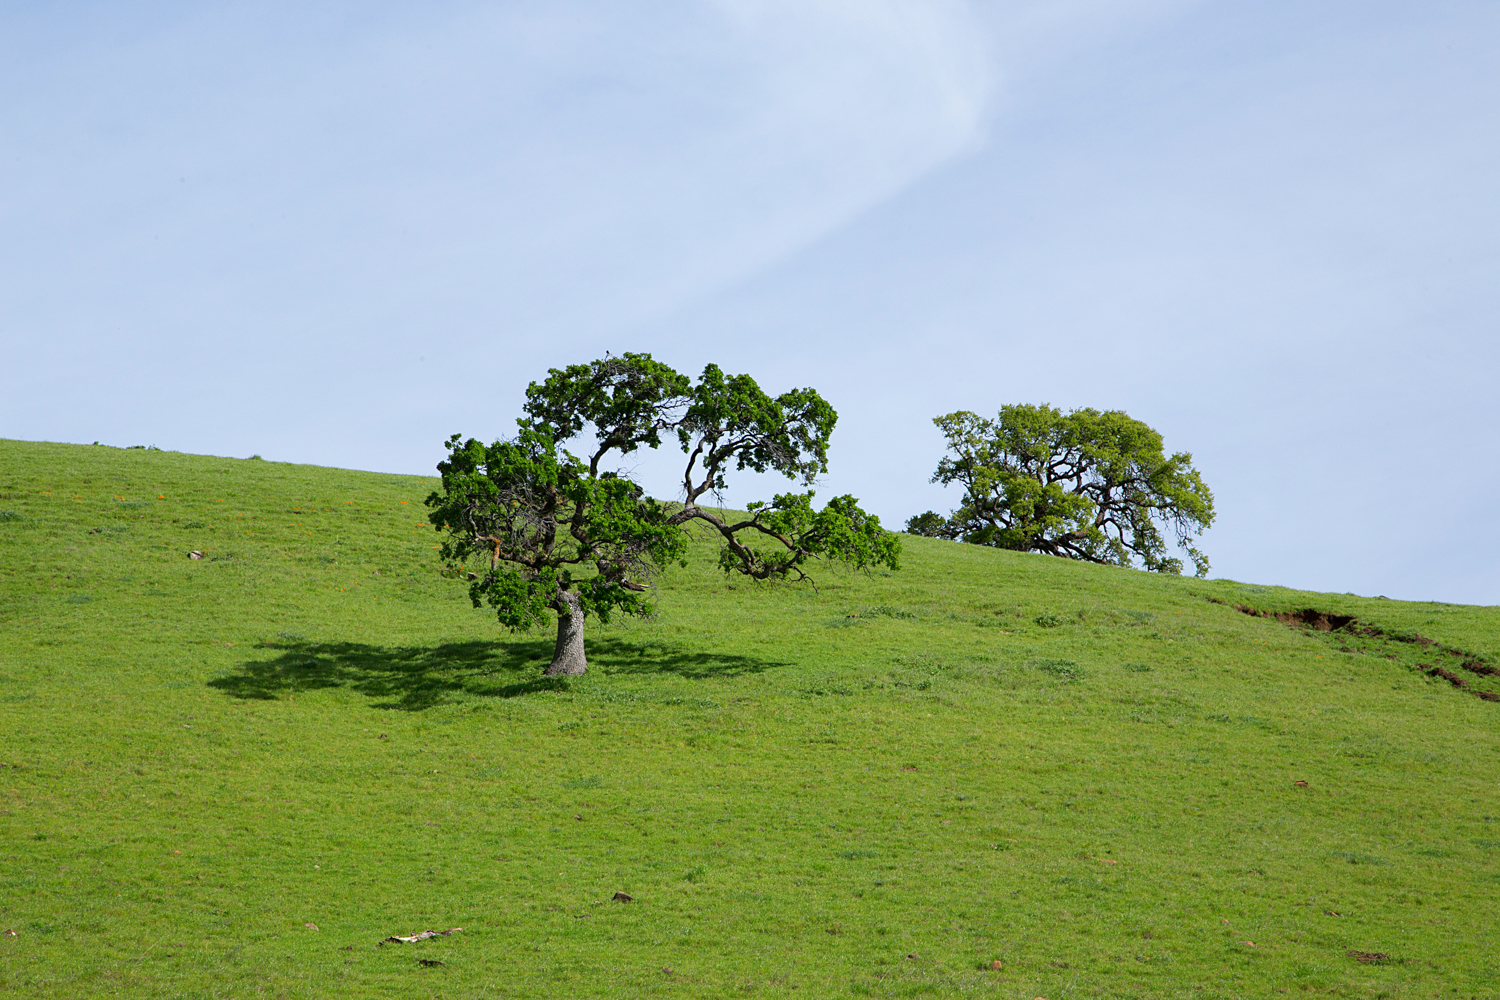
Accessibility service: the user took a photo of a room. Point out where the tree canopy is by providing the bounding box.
[427,354,900,675]
[906,404,1214,576]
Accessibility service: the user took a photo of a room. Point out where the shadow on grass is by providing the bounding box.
[209,636,786,710]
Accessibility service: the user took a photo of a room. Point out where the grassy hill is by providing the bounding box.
[1,438,1498,999]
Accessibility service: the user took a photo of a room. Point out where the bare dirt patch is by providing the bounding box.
[1426,665,1500,701]
[1460,658,1499,678]
[1223,602,1497,704]
[1248,607,1357,631]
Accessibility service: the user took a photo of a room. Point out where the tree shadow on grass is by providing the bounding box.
[208,636,788,710]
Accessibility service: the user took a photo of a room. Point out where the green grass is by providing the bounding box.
[2,438,1499,998]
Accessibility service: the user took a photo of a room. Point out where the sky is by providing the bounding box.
[3,0,1497,605]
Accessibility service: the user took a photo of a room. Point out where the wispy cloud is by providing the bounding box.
[1,0,992,341]
[468,0,996,335]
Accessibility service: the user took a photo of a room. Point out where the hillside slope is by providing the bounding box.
[1,439,1498,999]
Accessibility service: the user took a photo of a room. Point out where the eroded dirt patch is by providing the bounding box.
[1426,665,1500,701]
[1241,607,1358,631]
[1215,599,1498,704]
[1460,658,1499,678]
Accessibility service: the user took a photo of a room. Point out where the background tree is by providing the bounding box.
[427,354,900,676]
[904,510,949,539]
[908,404,1214,576]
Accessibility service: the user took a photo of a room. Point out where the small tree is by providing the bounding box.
[427,354,900,676]
[908,404,1214,576]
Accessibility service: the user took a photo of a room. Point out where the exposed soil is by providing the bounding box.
[1426,665,1468,688]
[1220,601,1497,704]
[1234,604,1367,635]
[1461,659,1499,678]
[1428,666,1500,702]
[1246,607,1357,631]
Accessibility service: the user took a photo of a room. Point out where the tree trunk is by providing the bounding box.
[544,591,587,676]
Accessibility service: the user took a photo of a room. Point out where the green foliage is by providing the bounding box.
[677,364,837,491]
[426,426,686,630]
[723,492,901,583]
[669,365,893,584]
[425,354,899,642]
[920,404,1214,576]
[904,510,948,537]
[522,352,691,475]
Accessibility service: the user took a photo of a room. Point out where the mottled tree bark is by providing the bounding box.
[544,590,587,676]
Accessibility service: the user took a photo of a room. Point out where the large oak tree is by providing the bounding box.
[426,354,900,675]
[907,404,1214,576]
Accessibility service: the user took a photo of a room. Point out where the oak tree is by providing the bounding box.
[427,354,900,676]
[906,404,1214,576]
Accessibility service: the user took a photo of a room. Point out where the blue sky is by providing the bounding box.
[3,1,1497,604]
